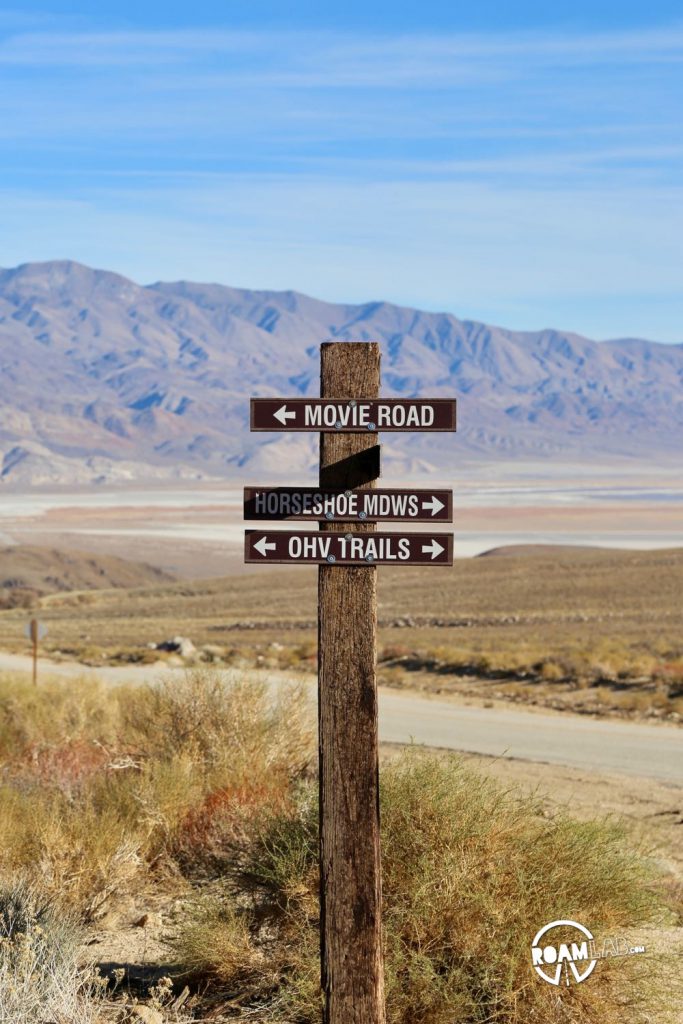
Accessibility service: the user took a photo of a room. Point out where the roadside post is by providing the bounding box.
[245,342,456,1024]
[25,618,47,686]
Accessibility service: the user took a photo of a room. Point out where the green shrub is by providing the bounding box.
[183,750,671,1024]
[175,893,262,985]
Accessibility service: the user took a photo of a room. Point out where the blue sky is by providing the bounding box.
[1,2,682,342]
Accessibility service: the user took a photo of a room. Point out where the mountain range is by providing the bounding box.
[0,260,681,486]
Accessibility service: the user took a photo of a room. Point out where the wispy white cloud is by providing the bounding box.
[0,19,681,341]
[1,24,682,77]
[0,23,678,158]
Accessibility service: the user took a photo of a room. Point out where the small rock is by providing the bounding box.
[155,635,196,657]
[174,635,196,658]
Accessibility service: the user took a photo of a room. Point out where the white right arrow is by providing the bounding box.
[422,495,445,516]
[422,539,445,560]
[254,536,277,557]
[273,404,296,426]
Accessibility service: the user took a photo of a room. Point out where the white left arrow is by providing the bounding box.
[273,404,296,426]
[422,539,445,560]
[254,536,277,557]
[422,495,445,516]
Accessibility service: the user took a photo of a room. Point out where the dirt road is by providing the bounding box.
[1,651,681,783]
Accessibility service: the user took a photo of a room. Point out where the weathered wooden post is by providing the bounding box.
[318,342,385,1024]
[25,618,46,686]
[246,347,456,1021]
[31,617,38,686]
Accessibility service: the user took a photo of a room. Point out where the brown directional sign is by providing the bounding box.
[245,529,453,565]
[250,397,456,432]
[244,486,453,522]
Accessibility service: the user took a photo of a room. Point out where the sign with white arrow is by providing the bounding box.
[24,620,47,642]
[273,405,296,425]
[244,487,453,523]
[253,537,276,557]
[245,530,453,565]
[251,398,456,432]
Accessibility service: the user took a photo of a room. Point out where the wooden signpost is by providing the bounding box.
[245,343,456,1024]
[24,618,47,686]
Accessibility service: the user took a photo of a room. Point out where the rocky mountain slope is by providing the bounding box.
[0,260,681,485]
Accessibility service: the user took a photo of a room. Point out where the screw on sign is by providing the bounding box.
[24,619,47,686]
[250,397,456,432]
[243,486,453,522]
[245,530,453,565]
[245,342,456,1024]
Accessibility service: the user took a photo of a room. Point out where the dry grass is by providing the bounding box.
[0,668,678,1021]
[0,669,312,917]
[177,894,266,986]
[1,547,681,715]
[0,880,103,1023]
[173,751,677,1023]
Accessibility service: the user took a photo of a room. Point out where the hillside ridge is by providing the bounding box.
[1,259,681,485]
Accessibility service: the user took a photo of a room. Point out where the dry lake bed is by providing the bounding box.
[1,464,682,577]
